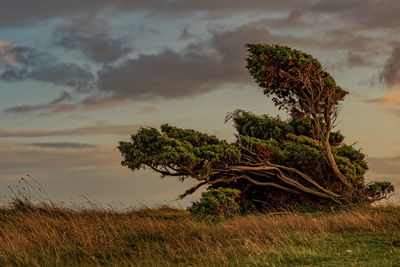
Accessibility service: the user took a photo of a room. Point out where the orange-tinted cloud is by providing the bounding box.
[0,141,200,207]
[366,90,400,115]
[4,91,72,114]
[367,90,400,104]
[0,142,118,171]
[140,106,157,113]
[40,96,124,115]
[0,41,15,63]
[0,123,147,138]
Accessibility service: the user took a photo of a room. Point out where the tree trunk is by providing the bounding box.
[322,137,353,190]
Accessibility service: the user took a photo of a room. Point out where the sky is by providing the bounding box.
[0,0,400,207]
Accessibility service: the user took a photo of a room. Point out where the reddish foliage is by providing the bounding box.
[255,144,276,163]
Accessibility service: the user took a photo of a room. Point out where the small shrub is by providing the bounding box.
[367,181,394,200]
[188,188,241,218]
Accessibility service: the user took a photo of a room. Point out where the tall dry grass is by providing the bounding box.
[0,177,398,266]
[0,200,399,266]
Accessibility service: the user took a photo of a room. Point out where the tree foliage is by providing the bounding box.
[119,44,393,212]
[246,45,351,189]
[188,188,241,218]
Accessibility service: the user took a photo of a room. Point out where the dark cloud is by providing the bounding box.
[0,123,146,137]
[1,1,393,114]
[179,28,194,40]
[0,0,108,27]
[317,29,375,52]
[310,0,400,30]
[0,0,398,33]
[256,8,311,30]
[3,16,382,115]
[0,0,303,27]
[25,142,96,149]
[96,24,272,100]
[30,64,95,92]
[53,19,133,64]
[136,25,160,35]
[0,42,95,92]
[380,46,400,88]
[345,52,375,68]
[4,91,72,113]
[0,68,28,81]
[95,22,379,103]
[97,49,222,99]
[330,51,377,70]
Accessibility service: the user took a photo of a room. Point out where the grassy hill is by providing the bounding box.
[0,200,399,266]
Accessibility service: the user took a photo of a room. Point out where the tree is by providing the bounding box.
[118,44,393,211]
[246,44,349,189]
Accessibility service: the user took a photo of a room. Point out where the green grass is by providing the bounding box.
[0,202,399,266]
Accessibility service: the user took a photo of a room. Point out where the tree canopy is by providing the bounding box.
[119,44,393,211]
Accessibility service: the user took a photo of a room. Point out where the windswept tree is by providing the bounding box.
[246,44,350,189]
[119,45,393,211]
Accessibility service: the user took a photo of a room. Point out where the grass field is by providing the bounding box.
[0,199,399,266]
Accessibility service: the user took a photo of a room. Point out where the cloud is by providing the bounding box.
[365,90,400,116]
[380,45,400,88]
[53,18,133,64]
[140,106,157,113]
[30,64,95,92]
[0,142,200,207]
[366,90,400,104]
[0,0,398,33]
[310,0,400,30]
[0,42,95,92]
[0,3,392,114]
[4,91,73,113]
[96,24,272,101]
[25,142,96,149]
[97,49,221,99]
[6,20,374,115]
[255,8,312,30]
[0,41,56,71]
[0,0,303,28]
[0,41,15,63]
[179,27,194,40]
[95,21,379,103]
[0,142,119,171]
[329,51,377,70]
[34,95,124,115]
[0,123,146,138]
[345,52,376,68]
